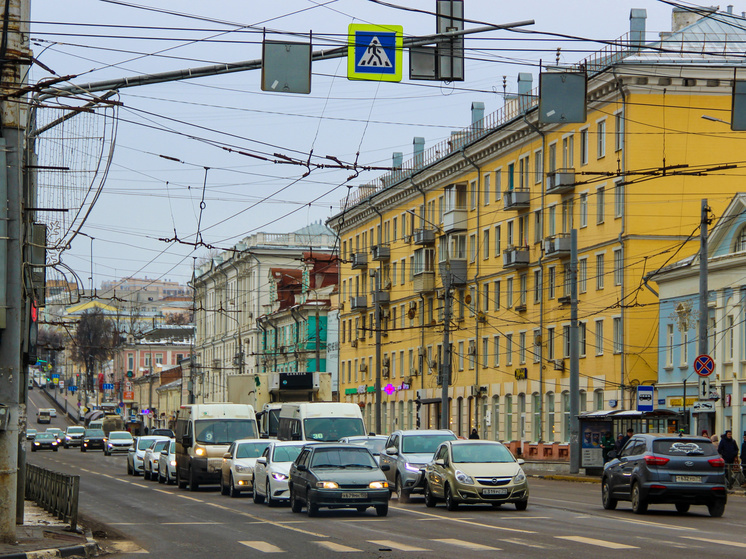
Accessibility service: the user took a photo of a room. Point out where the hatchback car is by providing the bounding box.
[253,441,305,505]
[602,434,727,517]
[104,431,134,455]
[26,428,37,441]
[81,429,106,452]
[288,443,390,517]
[63,426,86,448]
[424,440,528,510]
[32,432,59,451]
[144,439,172,480]
[158,440,177,485]
[151,428,175,438]
[339,435,388,465]
[379,429,456,502]
[127,435,170,476]
[220,439,269,497]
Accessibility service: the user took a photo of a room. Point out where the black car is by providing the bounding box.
[288,443,390,517]
[81,429,107,452]
[151,428,174,438]
[602,433,727,517]
[31,432,59,452]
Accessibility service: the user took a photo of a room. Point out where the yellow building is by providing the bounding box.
[328,7,746,448]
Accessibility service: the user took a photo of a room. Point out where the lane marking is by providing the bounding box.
[115,478,130,484]
[316,541,362,553]
[131,483,148,488]
[434,538,500,551]
[207,502,327,538]
[369,540,429,552]
[239,541,284,553]
[391,505,535,534]
[178,495,203,502]
[556,536,638,549]
[153,489,171,495]
[574,514,695,532]
[681,536,746,548]
[500,538,550,549]
[162,522,220,525]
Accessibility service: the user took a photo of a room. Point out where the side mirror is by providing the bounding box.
[223,452,232,460]
[516,458,525,465]
[182,435,192,448]
[256,458,267,465]
[296,464,307,472]
[434,459,445,467]
[385,446,398,456]
[380,464,390,472]
[161,449,169,455]
[291,433,302,441]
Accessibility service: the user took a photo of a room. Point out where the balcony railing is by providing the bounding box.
[503,189,530,211]
[371,245,390,261]
[351,296,368,311]
[503,246,530,268]
[413,271,435,293]
[414,228,436,245]
[544,234,571,257]
[438,259,467,285]
[351,252,367,269]
[546,168,576,195]
[442,209,467,232]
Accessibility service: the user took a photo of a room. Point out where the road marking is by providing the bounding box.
[594,515,696,532]
[239,541,284,553]
[316,541,362,553]
[556,536,638,549]
[206,503,327,538]
[115,478,130,484]
[682,537,746,548]
[131,483,148,488]
[162,522,220,525]
[153,489,171,495]
[500,538,549,549]
[391,505,535,534]
[433,538,500,551]
[369,540,429,552]
[79,468,91,473]
[178,495,203,502]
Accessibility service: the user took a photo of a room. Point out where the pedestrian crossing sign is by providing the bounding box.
[348,24,403,82]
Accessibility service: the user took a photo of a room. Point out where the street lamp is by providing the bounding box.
[701,114,731,125]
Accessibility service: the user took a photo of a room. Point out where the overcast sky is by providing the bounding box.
[29,0,677,289]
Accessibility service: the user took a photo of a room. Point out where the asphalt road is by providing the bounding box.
[25,389,746,558]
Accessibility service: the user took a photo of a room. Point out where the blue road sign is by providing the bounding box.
[102,383,114,390]
[637,385,654,412]
[348,24,403,82]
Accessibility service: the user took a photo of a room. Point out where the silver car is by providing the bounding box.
[158,440,177,485]
[144,439,171,480]
[379,430,456,502]
[127,435,170,476]
[104,431,134,455]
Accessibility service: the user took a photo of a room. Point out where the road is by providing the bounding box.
[26,389,746,558]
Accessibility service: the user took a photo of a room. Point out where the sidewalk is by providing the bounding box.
[0,502,97,559]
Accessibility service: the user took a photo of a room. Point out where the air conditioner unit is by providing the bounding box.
[383,280,392,290]
[467,343,476,355]
[351,340,358,348]
[410,367,419,377]
[383,355,390,366]
[418,346,426,357]
[382,367,390,378]
[553,359,565,371]
[381,309,390,319]
[360,362,368,372]
[405,376,413,385]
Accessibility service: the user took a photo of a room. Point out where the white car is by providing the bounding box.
[104,431,134,455]
[127,435,170,476]
[158,440,177,485]
[253,441,305,506]
[220,439,269,498]
[144,438,172,480]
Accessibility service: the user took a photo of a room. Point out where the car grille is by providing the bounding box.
[475,477,512,486]
[338,484,370,490]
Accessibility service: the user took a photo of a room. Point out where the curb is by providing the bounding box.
[1,540,98,559]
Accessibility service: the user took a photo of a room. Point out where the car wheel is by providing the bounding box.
[127,460,132,475]
[375,504,388,517]
[289,487,301,513]
[396,474,410,503]
[158,472,165,484]
[189,468,199,492]
[229,475,240,498]
[306,500,319,517]
[445,484,458,511]
[602,479,618,510]
[515,499,528,511]
[31,447,36,452]
[81,446,86,453]
[104,450,109,456]
[708,500,725,518]
[251,483,266,506]
[144,468,150,481]
[220,474,229,496]
[675,503,690,514]
[631,482,647,514]
[177,469,187,489]
[423,482,437,508]
[266,480,277,507]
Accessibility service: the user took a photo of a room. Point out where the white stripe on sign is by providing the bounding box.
[369,540,429,552]
[556,536,638,549]
[315,541,362,553]
[239,541,284,553]
[433,538,500,551]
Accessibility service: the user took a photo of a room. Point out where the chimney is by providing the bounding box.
[413,137,425,167]
[392,152,403,170]
[672,6,716,32]
[629,9,647,50]
[471,101,485,132]
[727,5,733,13]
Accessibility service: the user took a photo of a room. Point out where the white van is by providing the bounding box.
[277,402,365,442]
[175,403,258,491]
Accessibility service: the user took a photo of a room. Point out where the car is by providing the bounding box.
[104,431,134,455]
[220,439,269,498]
[63,426,86,448]
[602,433,727,517]
[26,428,37,441]
[288,443,390,517]
[31,432,58,452]
[48,408,57,418]
[158,440,177,485]
[151,428,174,438]
[339,435,388,465]
[252,441,305,505]
[423,440,529,511]
[379,429,457,502]
[144,439,172,480]
[36,410,51,424]
[127,435,170,476]
[81,429,107,452]
[46,428,65,445]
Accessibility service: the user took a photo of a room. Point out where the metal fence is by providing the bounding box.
[25,463,80,531]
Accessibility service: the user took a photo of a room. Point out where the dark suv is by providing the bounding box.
[602,433,726,517]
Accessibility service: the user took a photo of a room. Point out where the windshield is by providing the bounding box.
[272,445,303,463]
[195,419,258,444]
[267,409,281,437]
[85,430,105,437]
[154,440,170,452]
[169,441,175,453]
[109,433,132,441]
[310,448,377,469]
[138,438,159,450]
[67,427,85,434]
[36,433,54,440]
[452,443,515,463]
[402,434,455,455]
[236,442,269,459]
[348,438,387,455]
[303,417,365,442]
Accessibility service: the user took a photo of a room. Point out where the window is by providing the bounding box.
[562,134,574,168]
[546,393,555,442]
[392,217,397,241]
[562,392,570,442]
[615,111,624,152]
[578,258,587,293]
[491,396,500,441]
[597,119,606,158]
[736,226,746,252]
[547,326,555,360]
[680,329,689,366]
[483,282,490,311]
[482,337,489,368]
[534,269,542,303]
[580,322,587,357]
[507,220,514,246]
[563,325,571,358]
[596,187,605,224]
[534,210,543,243]
[563,263,572,297]
[534,149,543,183]
[483,228,490,260]
[613,249,623,286]
[505,395,513,441]
[493,335,500,366]
[506,277,514,308]
[444,183,467,212]
[469,234,477,262]
[518,215,528,246]
[547,266,556,299]
[519,155,530,188]
[666,323,674,366]
[483,173,491,204]
[506,334,513,365]
[579,193,588,228]
[507,163,515,190]
[595,320,604,356]
[596,254,605,290]
[494,225,501,257]
[533,329,541,363]
[532,392,540,440]
[594,390,604,411]
[562,199,573,233]
[613,317,622,354]
[495,168,502,201]
[413,248,434,275]
[548,205,556,236]
[458,341,464,371]
[614,182,624,218]
[494,280,501,309]
[470,180,477,210]
[391,262,397,286]
[727,315,734,361]
[580,128,589,165]
[519,274,527,306]
[548,143,557,173]
[401,259,406,284]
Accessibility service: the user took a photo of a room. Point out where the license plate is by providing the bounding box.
[676,475,701,483]
[341,492,366,499]
[482,488,508,495]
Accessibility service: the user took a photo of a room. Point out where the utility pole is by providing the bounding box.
[569,229,580,474]
[440,271,452,430]
[374,270,382,434]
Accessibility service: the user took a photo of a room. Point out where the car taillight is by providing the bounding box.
[708,457,725,468]
[643,455,669,466]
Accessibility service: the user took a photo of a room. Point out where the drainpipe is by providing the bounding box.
[248,252,262,376]
[410,177,429,395]
[290,306,303,377]
[613,69,628,410]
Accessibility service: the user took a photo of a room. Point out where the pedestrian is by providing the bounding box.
[614,433,625,452]
[601,431,615,462]
[718,430,739,488]
[469,428,479,440]
[701,429,709,439]
[620,428,634,449]
[711,434,719,445]
[741,433,746,465]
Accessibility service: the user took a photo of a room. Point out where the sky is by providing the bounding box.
[28,0,678,290]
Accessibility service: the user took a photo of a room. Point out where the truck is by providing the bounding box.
[174,403,258,491]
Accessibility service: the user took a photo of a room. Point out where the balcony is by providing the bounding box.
[351,252,367,269]
[544,234,571,257]
[503,188,530,211]
[371,245,390,261]
[546,168,576,195]
[372,290,390,305]
[351,296,368,311]
[442,208,467,233]
[414,228,436,245]
[438,259,467,286]
[413,271,435,293]
[503,246,530,269]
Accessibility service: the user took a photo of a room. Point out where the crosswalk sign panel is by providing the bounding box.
[348,24,403,82]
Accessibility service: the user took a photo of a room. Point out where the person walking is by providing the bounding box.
[469,428,479,440]
[718,430,739,488]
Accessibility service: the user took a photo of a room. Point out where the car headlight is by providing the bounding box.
[316,481,339,489]
[235,465,253,474]
[454,470,474,485]
[65,436,71,440]
[52,442,58,446]
[405,462,423,473]
[170,460,176,467]
[369,481,388,489]
[271,472,288,481]
[513,469,526,484]
[33,442,39,446]
[195,447,206,456]
[83,439,89,443]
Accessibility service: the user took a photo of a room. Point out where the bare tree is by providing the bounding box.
[71,308,119,392]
